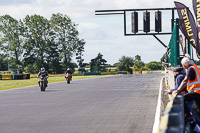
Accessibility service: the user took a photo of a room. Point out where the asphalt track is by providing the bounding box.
[0,73,164,133]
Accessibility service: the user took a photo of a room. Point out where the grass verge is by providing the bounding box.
[0,75,106,91]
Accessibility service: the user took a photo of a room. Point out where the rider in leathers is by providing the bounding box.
[65,68,72,80]
[37,67,48,87]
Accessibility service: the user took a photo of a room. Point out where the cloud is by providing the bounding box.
[77,22,111,41]
[0,0,196,64]
[0,0,34,5]
[79,23,100,30]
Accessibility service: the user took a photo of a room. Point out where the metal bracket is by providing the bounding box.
[153,35,167,48]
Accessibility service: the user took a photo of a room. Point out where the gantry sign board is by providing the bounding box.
[95,8,175,36]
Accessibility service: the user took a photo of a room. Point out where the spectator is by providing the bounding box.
[173,56,200,118]
[168,67,186,95]
[185,54,195,66]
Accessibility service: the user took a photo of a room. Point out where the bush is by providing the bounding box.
[24,63,40,74]
[132,61,145,71]
[145,61,162,70]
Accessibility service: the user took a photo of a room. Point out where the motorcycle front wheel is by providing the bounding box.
[40,81,45,91]
[67,77,70,84]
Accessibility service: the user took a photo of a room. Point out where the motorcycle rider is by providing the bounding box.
[65,68,72,80]
[37,67,48,87]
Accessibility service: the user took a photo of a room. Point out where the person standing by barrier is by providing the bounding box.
[168,67,186,95]
[173,57,200,119]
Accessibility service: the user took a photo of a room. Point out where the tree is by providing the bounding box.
[0,13,85,74]
[24,63,40,74]
[132,55,148,73]
[116,56,134,74]
[76,39,86,73]
[50,13,79,69]
[0,15,24,64]
[22,14,51,69]
[0,54,8,71]
[145,61,162,70]
[46,40,62,74]
[135,55,141,62]
[90,53,107,72]
[133,61,145,72]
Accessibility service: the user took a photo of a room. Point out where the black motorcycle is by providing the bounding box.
[39,76,48,91]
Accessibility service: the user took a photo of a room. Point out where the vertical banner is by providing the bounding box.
[179,35,186,55]
[174,1,200,58]
[193,0,200,58]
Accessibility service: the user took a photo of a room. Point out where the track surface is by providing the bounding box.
[0,73,163,133]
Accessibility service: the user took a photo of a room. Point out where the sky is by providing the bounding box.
[0,0,196,65]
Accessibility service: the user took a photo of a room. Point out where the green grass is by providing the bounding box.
[0,75,106,91]
[74,67,118,73]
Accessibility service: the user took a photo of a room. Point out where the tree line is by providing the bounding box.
[0,13,162,74]
[114,55,162,74]
[86,54,162,74]
[0,13,85,74]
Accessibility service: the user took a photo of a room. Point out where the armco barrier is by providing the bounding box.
[84,72,129,75]
[16,74,24,79]
[142,71,147,74]
[118,71,128,74]
[23,74,30,79]
[84,72,101,75]
[101,72,118,75]
[12,74,30,80]
[72,73,84,76]
[132,71,140,74]
[159,95,184,133]
[2,74,12,80]
[12,75,17,80]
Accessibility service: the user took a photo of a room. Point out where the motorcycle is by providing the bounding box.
[65,73,71,84]
[39,76,48,91]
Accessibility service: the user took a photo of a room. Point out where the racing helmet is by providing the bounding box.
[41,67,45,72]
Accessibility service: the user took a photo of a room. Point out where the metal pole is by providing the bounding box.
[124,11,126,36]
[176,19,180,66]
[188,40,191,56]
[153,35,167,47]
[172,8,175,32]
[95,7,175,13]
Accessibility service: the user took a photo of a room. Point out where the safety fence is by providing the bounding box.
[0,74,30,80]
[142,71,163,74]
[1,72,129,79]
[72,71,129,76]
[159,95,185,133]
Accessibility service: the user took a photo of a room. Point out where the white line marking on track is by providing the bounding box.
[152,76,164,133]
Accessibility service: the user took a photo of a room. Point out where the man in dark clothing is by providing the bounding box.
[173,57,200,125]
[173,57,200,107]
[186,66,196,81]
[168,67,187,95]
[65,68,72,75]
[65,68,72,80]
[37,67,48,87]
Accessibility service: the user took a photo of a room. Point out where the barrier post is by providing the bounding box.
[159,95,184,133]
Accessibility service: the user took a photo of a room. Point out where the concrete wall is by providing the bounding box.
[166,67,175,90]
